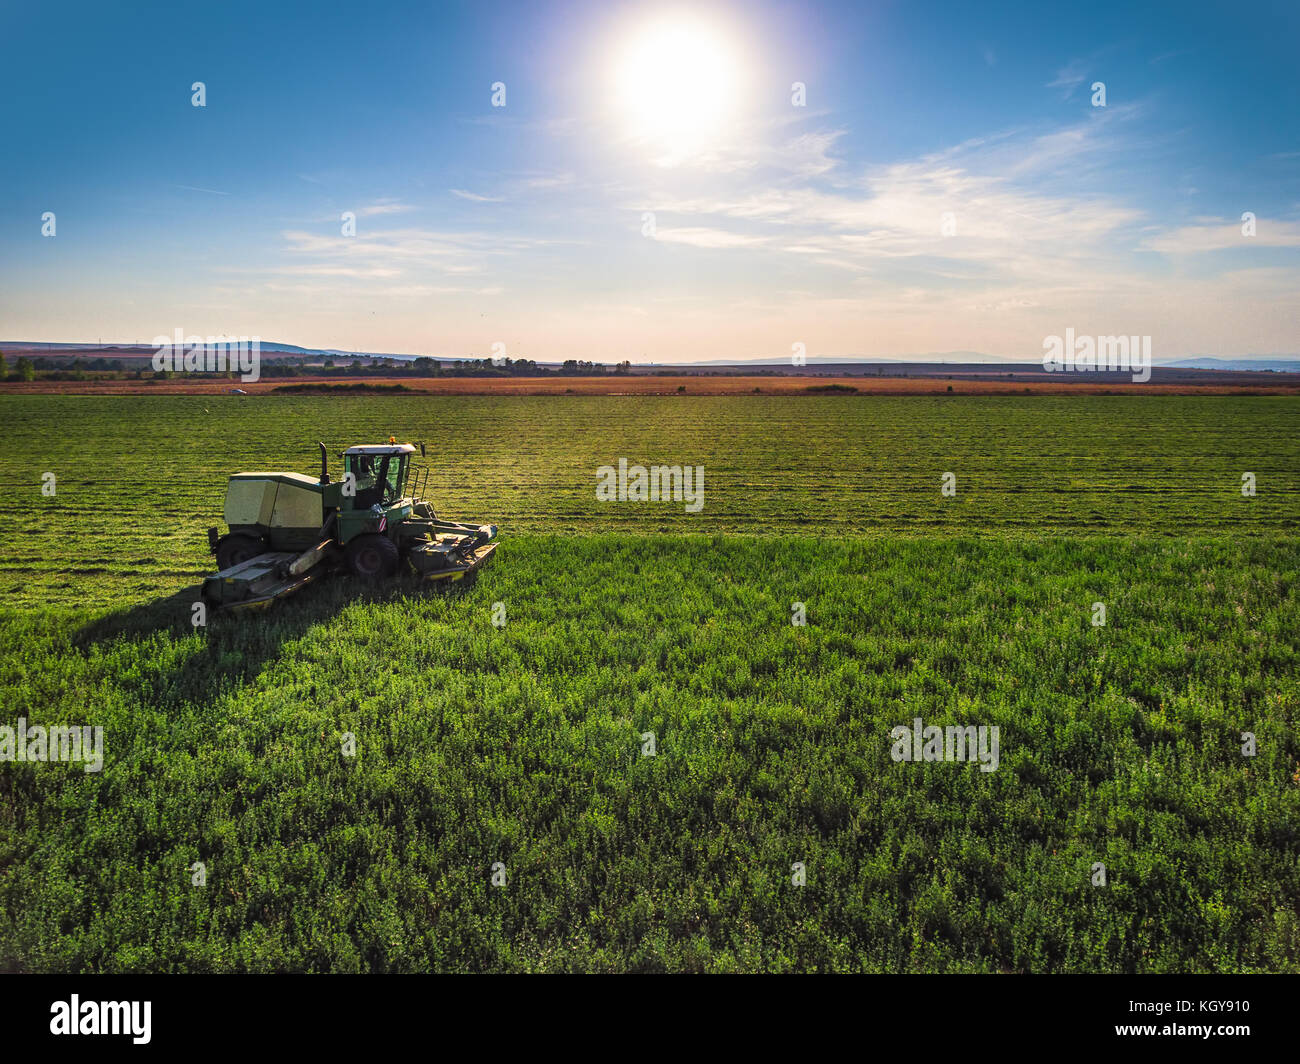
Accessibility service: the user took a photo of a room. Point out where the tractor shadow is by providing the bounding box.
[73,572,479,708]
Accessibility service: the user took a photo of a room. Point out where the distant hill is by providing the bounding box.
[3,341,1298,375]
[0,340,417,360]
[1160,357,1300,372]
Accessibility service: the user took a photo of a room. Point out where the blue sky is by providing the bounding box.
[2,0,1297,360]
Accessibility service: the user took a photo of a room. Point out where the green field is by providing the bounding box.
[1,395,1297,972]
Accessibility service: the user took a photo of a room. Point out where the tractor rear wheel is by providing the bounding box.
[346,534,399,580]
[216,533,266,571]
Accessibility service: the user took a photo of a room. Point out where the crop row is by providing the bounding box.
[0,395,1296,609]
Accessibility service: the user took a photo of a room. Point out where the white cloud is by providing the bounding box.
[640,119,1147,282]
[174,184,231,196]
[1047,58,1090,98]
[357,200,412,217]
[519,172,574,190]
[653,227,768,249]
[1141,218,1300,254]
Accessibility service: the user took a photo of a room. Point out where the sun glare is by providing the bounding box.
[612,13,746,155]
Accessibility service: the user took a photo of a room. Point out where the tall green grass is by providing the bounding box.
[2,537,1296,972]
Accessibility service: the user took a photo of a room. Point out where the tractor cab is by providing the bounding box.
[342,443,415,510]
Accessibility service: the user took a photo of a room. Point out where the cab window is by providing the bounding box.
[346,453,407,507]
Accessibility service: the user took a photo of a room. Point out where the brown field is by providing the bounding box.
[3,374,1299,396]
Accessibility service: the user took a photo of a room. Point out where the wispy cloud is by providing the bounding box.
[357,200,412,217]
[520,172,574,190]
[653,227,769,249]
[450,188,504,202]
[269,222,575,295]
[1141,217,1300,254]
[636,114,847,177]
[637,114,1146,283]
[173,184,231,196]
[1046,58,1095,99]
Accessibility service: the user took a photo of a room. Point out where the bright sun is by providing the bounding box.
[612,14,745,154]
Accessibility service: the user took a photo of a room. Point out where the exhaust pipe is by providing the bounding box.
[318,441,330,484]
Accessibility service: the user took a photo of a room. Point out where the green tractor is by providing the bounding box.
[202,440,498,610]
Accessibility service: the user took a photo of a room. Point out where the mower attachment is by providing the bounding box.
[201,544,336,610]
[408,538,497,582]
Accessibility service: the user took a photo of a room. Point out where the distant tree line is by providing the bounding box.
[1,353,645,381]
[2,352,830,382]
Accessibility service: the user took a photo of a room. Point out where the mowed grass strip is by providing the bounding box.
[1,536,1296,972]
[0,394,1295,608]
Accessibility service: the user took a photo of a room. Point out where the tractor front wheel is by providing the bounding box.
[216,533,266,571]
[346,534,399,580]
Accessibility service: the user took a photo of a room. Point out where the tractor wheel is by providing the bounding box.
[216,533,266,571]
[346,534,399,580]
